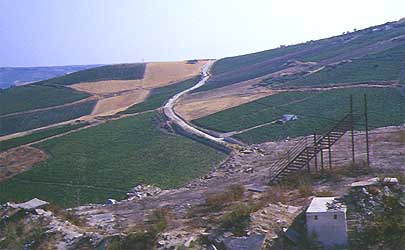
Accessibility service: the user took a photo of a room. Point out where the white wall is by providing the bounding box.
[306,211,347,248]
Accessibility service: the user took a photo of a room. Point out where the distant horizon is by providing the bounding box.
[1,0,404,67]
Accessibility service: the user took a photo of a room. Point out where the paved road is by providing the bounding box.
[163,61,234,146]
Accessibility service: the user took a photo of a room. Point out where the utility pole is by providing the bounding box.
[328,136,332,170]
[364,94,370,167]
[320,147,324,175]
[313,132,318,173]
[350,95,355,166]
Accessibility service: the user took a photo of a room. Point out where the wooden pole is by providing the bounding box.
[328,136,332,170]
[306,147,310,174]
[314,132,318,173]
[350,95,355,166]
[364,94,370,167]
[320,146,324,175]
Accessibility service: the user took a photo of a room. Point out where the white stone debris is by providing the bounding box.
[126,184,162,200]
[9,198,49,210]
[349,177,398,187]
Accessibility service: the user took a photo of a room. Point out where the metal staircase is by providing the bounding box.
[269,114,354,184]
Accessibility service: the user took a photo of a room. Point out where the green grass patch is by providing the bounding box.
[0,112,226,207]
[194,87,405,144]
[204,23,405,92]
[193,91,311,132]
[0,122,89,152]
[0,100,96,136]
[296,24,405,63]
[120,77,198,114]
[36,63,145,86]
[285,44,405,87]
[0,85,90,116]
[211,44,310,75]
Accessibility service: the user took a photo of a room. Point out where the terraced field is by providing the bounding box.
[193,87,405,144]
[0,112,226,207]
[0,122,89,152]
[278,44,405,87]
[200,22,405,92]
[0,85,90,116]
[0,100,96,136]
[36,63,146,86]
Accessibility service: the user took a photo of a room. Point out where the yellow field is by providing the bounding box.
[70,61,206,95]
[91,90,150,116]
[69,60,206,116]
[175,79,273,120]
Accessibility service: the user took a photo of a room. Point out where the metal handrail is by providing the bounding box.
[269,113,356,183]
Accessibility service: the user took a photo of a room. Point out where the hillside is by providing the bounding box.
[175,20,405,146]
[199,21,405,92]
[0,65,101,89]
[0,112,226,207]
[0,61,204,137]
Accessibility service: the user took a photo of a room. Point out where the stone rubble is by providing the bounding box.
[126,184,162,200]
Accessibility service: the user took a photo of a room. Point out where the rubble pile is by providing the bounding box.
[126,184,162,200]
[0,199,103,250]
[348,177,404,220]
[156,229,202,250]
[249,203,302,245]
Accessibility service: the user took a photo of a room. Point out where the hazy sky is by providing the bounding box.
[1,0,404,67]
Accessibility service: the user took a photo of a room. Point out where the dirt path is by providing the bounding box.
[275,81,399,92]
[163,61,240,147]
[25,110,155,147]
[221,120,278,137]
[10,177,128,192]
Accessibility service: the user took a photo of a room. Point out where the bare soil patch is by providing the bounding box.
[69,61,206,117]
[173,60,322,120]
[143,61,207,88]
[91,90,150,116]
[175,93,272,121]
[175,79,273,120]
[0,146,47,181]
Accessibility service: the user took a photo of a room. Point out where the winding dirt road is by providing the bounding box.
[163,61,238,147]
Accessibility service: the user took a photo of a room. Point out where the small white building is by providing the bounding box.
[276,114,298,124]
[306,197,347,248]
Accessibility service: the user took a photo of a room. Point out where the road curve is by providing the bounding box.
[163,61,234,146]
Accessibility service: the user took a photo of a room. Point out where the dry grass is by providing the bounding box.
[315,190,335,197]
[69,61,206,117]
[70,80,145,95]
[203,184,246,212]
[70,61,205,95]
[0,146,47,181]
[396,130,405,144]
[261,186,289,204]
[143,61,206,88]
[91,90,150,116]
[175,93,272,120]
[45,204,87,227]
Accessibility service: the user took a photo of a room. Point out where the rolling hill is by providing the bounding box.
[199,20,405,92]
[0,65,101,89]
